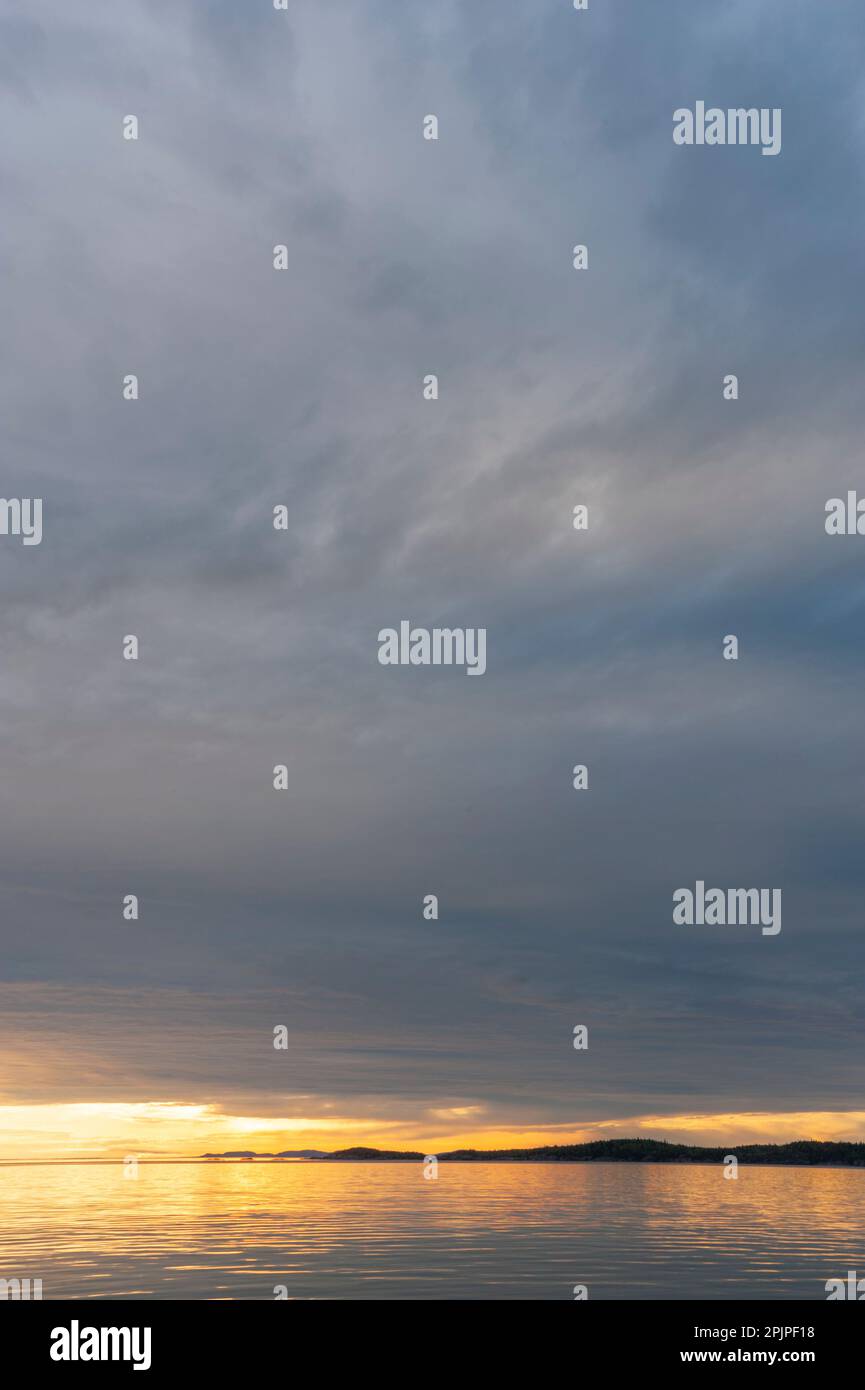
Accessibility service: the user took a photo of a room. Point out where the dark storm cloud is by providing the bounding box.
[0,0,863,1135]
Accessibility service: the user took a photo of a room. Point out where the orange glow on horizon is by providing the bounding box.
[2,1102,865,1161]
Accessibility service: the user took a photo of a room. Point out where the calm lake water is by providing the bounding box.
[1,1161,862,1300]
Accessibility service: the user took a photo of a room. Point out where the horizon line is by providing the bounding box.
[4,1134,865,1169]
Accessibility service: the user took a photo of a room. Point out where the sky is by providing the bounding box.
[1,0,864,1160]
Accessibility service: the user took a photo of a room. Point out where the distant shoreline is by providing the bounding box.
[4,1157,865,1169]
[4,1139,865,1167]
[195,1139,865,1168]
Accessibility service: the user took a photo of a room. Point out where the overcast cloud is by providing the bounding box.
[1,0,864,1148]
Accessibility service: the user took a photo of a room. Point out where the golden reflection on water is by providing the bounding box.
[1,1161,863,1300]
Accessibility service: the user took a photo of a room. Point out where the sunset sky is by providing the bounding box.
[1,0,864,1163]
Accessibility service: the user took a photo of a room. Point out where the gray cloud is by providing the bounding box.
[1,0,863,1140]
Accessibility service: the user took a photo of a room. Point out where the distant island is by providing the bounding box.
[202,1149,328,1160]
[201,1138,865,1166]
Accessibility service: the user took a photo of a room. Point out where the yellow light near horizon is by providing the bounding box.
[636,1111,865,1144]
[226,1116,376,1135]
[2,1102,865,1161]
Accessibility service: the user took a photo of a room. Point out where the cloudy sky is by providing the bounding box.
[1,0,864,1159]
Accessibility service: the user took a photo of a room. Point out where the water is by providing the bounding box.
[1,1161,862,1300]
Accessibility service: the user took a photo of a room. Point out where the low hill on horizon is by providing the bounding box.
[202,1149,328,1159]
[200,1138,865,1166]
